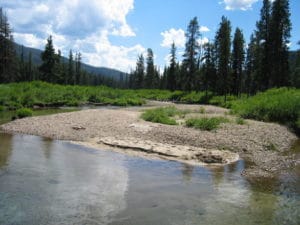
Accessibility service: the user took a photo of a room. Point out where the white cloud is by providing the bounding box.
[200,26,210,32]
[2,0,141,72]
[198,37,209,46]
[161,28,186,48]
[222,0,259,11]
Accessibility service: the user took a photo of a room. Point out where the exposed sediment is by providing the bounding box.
[1,102,298,178]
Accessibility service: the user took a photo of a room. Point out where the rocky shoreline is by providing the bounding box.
[1,102,298,179]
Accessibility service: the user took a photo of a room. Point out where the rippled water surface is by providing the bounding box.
[0,132,299,225]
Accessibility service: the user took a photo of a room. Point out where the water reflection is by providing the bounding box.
[0,134,129,225]
[0,132,13,168]
[0,133,299,225]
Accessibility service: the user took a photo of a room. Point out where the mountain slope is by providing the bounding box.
[14,43,127,80]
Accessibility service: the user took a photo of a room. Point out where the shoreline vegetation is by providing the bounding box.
[0,81,299,135]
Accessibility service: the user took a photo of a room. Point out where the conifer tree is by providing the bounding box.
[68,50,74,84]
[39,36,56,82]
[231,28,245,96]
[182,17,201,91]
[214,16,231,98]
[145,48,155,88]
[269,0,291,87]
[255,0,272,90]
[167,42,177,91]
[0,8,17,83]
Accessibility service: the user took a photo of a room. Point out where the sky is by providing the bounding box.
[2,0,300,73]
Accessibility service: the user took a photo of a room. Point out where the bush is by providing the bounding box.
[186,117,229,131]
[0,105,5,111]
[236,117,246,125]
[231,88,300,132]
[16,108,33,118]
[141,107,178,125]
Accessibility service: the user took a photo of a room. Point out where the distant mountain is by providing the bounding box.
[14,43,127,80]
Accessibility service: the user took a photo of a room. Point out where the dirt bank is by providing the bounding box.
[1,102,298,179]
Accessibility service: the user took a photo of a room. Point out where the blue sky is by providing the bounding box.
[2,0,300,72]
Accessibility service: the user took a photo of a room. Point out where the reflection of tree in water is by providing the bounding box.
[181,163,194,182]
[210,166,225,187]
[42,137,53,159]
[0,133,13,168]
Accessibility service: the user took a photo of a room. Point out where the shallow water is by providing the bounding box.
[0,132,299,225]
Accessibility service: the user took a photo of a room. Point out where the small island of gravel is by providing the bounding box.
[1,102,298,179]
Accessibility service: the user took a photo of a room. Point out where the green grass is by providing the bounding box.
[141,106,179,125]
[231,88,300,133]
[185,117,229,131]
[16,108,33,118]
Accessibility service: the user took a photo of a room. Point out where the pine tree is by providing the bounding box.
[145,48,155,88]
[167,42,177,91]
[0,8,17,83]
[68,50,74,84]
[182,17,201,91]
[132,54,145,89]
[245,34,257,95]
[39,36,56,82]
[255,0,272,90]
[269,0,291,87]
[75,52,82,85]
[231,28,245,96]
[202,43,217,94]
[215,16,232,98]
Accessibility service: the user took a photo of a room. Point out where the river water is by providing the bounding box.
[0,110,299,225]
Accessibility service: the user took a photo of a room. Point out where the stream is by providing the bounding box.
[0,109,299,225]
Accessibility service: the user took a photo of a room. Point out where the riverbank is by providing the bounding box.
[1,102,298,179]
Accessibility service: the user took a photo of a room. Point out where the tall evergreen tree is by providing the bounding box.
[68,50,74,84]
[245,34,257,95]
[132,54,145,89]
[75,52,82,85]
[269,0,291,87]
[215,16,232,98]
[231,28,245,96]
[0,8,17,83]
[255,0,272,90]
[145,48,155,88]
[202,42,217,94]
[39,36,56,82]
[182,17,201,91]
[167,42,177,91]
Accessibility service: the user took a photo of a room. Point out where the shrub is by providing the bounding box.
[231,88,300,132]
[236,117,246,125]
[0,105,5,111]
[141,107,178,125]
[16,108,33,118]
[186,117,229,131]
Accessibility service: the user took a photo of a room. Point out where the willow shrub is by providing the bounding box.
[231,88,300,133]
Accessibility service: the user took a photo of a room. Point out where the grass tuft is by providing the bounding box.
[185,117,229,131]
[141,107,178,125]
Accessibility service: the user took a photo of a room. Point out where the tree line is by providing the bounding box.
[0,7,127,87]
[1,0,300,93]
[130,0,299,95]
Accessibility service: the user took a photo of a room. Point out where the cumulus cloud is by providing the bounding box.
[222,0,259,11]
[161,28,186,48]
[2,0,141,72]
[200,26,210,32]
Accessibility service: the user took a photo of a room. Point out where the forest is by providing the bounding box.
[0,0,299,133]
